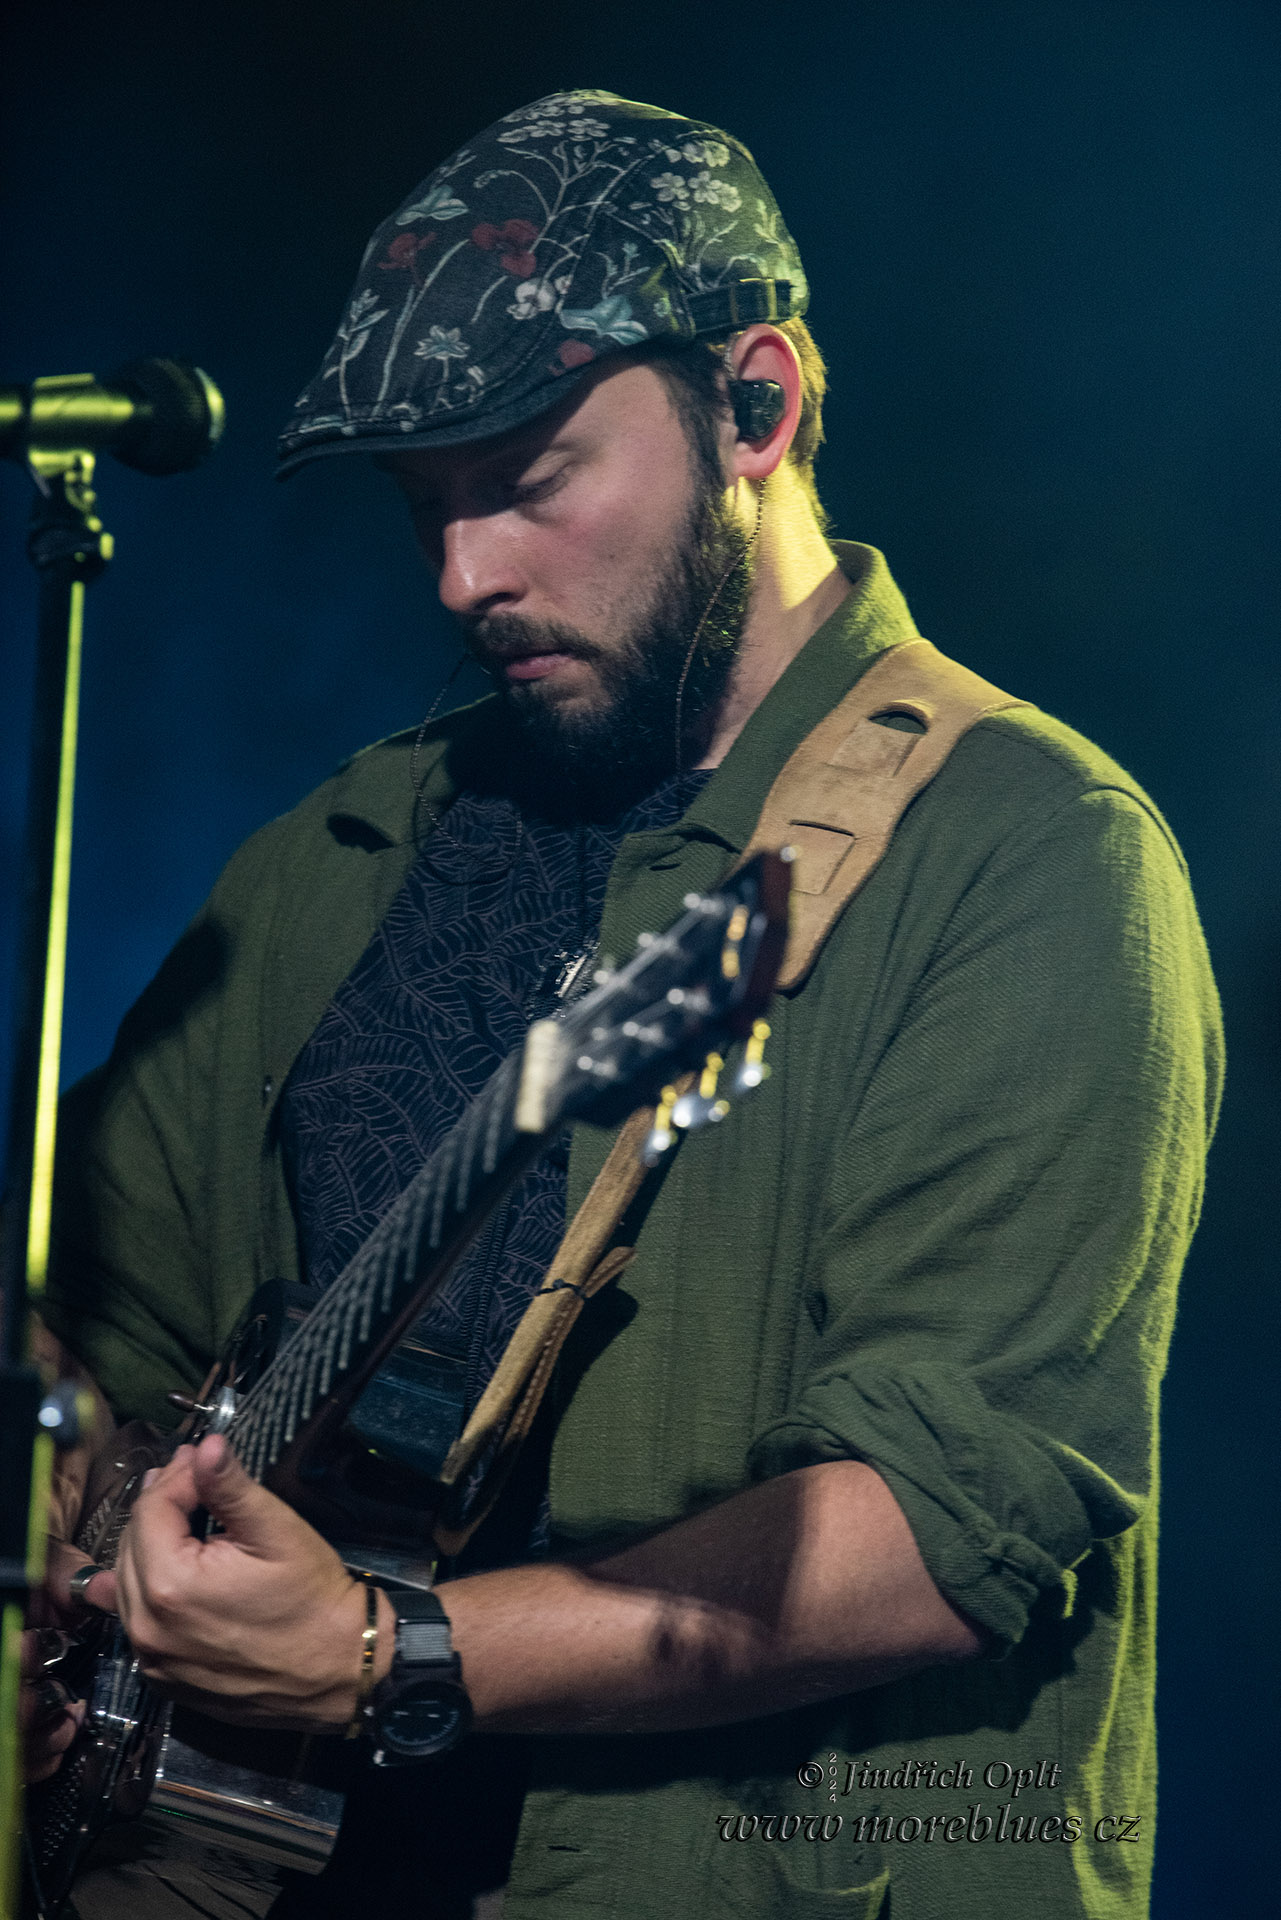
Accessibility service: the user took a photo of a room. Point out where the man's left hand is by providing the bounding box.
[115,1433,392,1730]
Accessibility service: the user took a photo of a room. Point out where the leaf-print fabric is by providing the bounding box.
[278,769,710,1552]
[278,89,808,472]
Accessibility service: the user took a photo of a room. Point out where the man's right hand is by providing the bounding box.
[20,1545,118,1784]
[22,1317,119,1783]
[21,1629,86,1786]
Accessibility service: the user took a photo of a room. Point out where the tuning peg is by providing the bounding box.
[671,1052,731,1131]
[719,904,750,981]
[167,1391,219,1417]
[642,1084,680,1166]
[732,1019,772,1095]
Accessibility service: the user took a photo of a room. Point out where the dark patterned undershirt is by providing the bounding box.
[278,766,710,1558]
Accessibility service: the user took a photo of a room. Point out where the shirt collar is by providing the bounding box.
[323,709,476,851]
[679,541,918,854]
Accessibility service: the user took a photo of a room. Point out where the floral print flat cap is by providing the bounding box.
[276,89,808,475]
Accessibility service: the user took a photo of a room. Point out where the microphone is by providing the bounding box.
[0,357,224,476]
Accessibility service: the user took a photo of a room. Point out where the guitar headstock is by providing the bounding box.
[513,849,791,1148]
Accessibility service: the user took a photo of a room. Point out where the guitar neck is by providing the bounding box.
[221,849,790,1514]
[228,1043,544,1488]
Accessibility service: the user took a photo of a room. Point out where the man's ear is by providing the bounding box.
[724,324,803,483]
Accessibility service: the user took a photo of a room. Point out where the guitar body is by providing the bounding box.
[26,1425,172,1913]
[27,1284,469,1913]
[25,1307,366,1915]
[24,852,789,1917]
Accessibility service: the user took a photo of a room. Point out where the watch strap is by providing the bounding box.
[370,1585,470,1764]
[390,1587,457,1672]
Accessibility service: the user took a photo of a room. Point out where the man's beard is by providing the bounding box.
[460,481,754,820]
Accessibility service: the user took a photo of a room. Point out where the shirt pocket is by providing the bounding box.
[705,1831,889,1918]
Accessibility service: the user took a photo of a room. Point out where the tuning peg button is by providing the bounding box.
[642,1083,680,1167]
[671,1091,731,1130]
[672,1052,732,1131]
[733,1019,772,1095]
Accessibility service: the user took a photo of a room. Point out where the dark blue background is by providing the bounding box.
[2,3,1275,1910]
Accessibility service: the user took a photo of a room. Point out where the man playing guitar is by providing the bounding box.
[25,91,1221,1920]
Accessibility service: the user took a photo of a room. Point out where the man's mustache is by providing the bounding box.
[462,617,604,669]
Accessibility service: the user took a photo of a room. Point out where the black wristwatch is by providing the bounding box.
[369,1587,471,1765]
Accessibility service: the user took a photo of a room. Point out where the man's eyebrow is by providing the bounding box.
[483,426,581,471]
[386,414,591,478]
[380,429,583,493]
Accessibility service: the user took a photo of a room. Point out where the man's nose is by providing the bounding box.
[435,514,524,618]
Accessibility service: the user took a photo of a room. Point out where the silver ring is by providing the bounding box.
[68,1563,103,1607]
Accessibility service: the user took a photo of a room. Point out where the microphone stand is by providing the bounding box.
[0,443,113,1920]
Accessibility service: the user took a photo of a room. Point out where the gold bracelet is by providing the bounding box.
[345,1575,380,1740]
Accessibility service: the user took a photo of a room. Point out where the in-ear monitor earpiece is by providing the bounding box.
[728,379,786,441]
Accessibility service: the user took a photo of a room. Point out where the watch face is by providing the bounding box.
[379,1681,468,1758]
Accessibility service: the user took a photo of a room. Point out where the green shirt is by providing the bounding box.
[46,545,1223,1918]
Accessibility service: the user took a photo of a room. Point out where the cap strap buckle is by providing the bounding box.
[687,279,792,337]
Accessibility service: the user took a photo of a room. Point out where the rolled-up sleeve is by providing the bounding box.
[748,784,1223,1647]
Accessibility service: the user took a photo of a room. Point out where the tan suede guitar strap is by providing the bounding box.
[432,638,1025,1555]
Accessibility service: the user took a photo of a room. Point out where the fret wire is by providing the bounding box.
[380,1217,407,1318]
[243,1370,277,1477]
[277,1368,297,1456]
[357,1247,378,1349]
[245,1359,278,1459]
[338,1284,359,1375]
[316,1298,341,1406]
[484,1054,516,1173]
[227,1404,256,1476]
[428,1131,456,1250]
[454,1076,488,1214]
[299,1316,329,1432]
[275,1333,307,1439]
[264,1356,291,1465]
[280,1344,303,1450]
[253,1397,275,1475]
[279,1328,317,1457]
[382,1203,416,1311]
[231,1312,300,1433]
[338,1241,377,1359]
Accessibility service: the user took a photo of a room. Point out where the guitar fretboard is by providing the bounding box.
[227,1046,530,1484]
